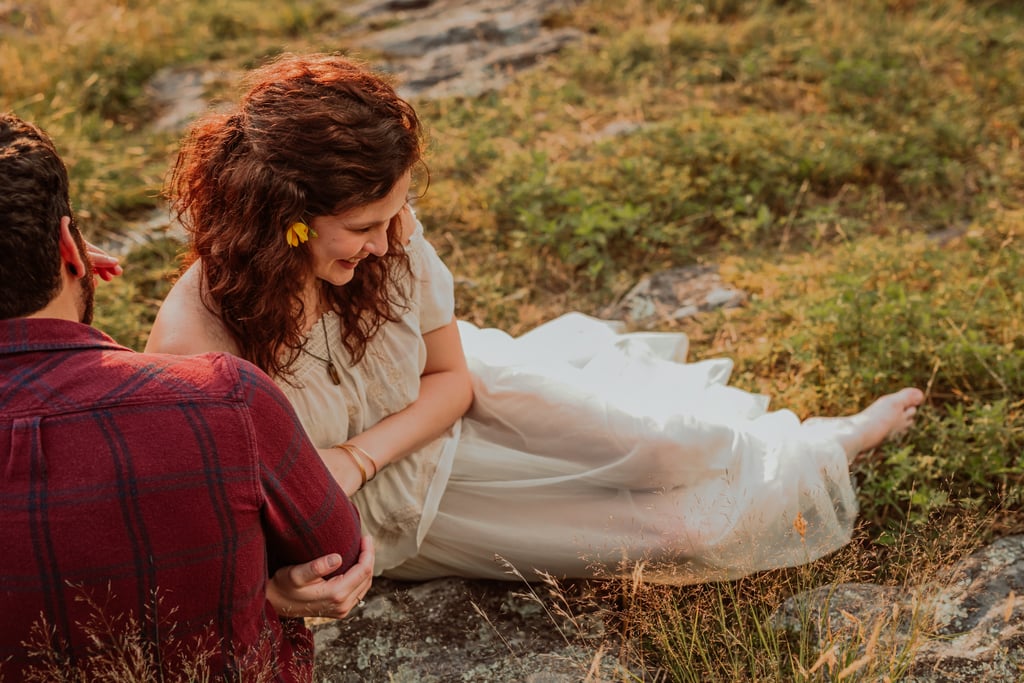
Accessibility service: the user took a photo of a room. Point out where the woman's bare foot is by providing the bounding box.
[804,388,925,464]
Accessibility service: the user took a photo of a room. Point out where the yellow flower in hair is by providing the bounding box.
[285,221,316,247]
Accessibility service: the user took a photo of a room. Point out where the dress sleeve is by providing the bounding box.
[237,360,362,575]
[406,212,456,334]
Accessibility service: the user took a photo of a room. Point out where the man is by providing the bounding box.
[0,113,370,681]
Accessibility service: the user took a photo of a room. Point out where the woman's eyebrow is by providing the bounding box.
[346,208,404,230]
[344,216,388,230]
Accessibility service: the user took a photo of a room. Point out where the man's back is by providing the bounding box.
[0,317,361,680]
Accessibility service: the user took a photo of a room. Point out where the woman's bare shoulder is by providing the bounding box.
[145,261,241,356]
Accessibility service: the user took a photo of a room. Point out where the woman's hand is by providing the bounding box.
[84,241,123,281]
[266,535,375,619]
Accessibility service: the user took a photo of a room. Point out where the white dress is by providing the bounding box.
[278,219,857,585]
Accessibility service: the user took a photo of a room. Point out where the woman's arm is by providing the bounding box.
[320,317,474,477]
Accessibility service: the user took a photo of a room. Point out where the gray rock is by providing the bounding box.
[349,0,584,99]
[772,535,1024,682]
[90,207,185,257]
[311,576,635,682]
[592,120,646,141]
[906,535,1024,682]
[145,67,234,133]
[604,264,747,327]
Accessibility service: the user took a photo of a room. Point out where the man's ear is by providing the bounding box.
[57,216,86,279]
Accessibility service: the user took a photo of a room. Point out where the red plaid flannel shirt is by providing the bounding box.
[0,318,361,681]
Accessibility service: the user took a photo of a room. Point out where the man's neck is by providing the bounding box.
[26,276,84,323]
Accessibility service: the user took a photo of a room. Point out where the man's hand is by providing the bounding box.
[266,535,374,619]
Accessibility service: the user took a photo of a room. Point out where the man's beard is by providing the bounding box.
[78,266,95,325]
[71,222,96,325]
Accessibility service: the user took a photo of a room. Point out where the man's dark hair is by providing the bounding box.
[0,113,75,319]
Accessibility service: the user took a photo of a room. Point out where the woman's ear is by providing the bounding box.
[57,216,87,280]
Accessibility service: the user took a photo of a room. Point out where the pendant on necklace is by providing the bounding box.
[326,360,342,386]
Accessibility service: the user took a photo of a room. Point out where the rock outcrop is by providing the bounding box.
[311,576,636,682]
[347,0,583,100]
[602,264,747,327]
[772,535,1024,682]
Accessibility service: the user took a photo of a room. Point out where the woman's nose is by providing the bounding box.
[365,225,389,256]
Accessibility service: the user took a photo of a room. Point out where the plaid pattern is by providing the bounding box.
[0,318,361,681]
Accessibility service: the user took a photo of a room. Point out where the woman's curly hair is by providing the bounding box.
[168,53,422,377]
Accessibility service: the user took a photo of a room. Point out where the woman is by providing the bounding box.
[147,53,924,586]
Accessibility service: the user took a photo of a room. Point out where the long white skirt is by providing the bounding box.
[386,313,856,585]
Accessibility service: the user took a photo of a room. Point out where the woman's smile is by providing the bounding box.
[338,257,361,269]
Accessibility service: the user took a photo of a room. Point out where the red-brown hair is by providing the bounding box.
[168,53,421,377]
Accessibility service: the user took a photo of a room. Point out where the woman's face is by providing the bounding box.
[308,171,411,288]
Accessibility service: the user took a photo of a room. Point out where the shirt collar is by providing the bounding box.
[0,317,130,356]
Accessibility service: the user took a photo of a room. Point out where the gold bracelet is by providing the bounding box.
[333,443,367,489]
[342,442,380,480]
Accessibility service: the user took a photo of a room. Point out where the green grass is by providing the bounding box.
[4,0,1023,679]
